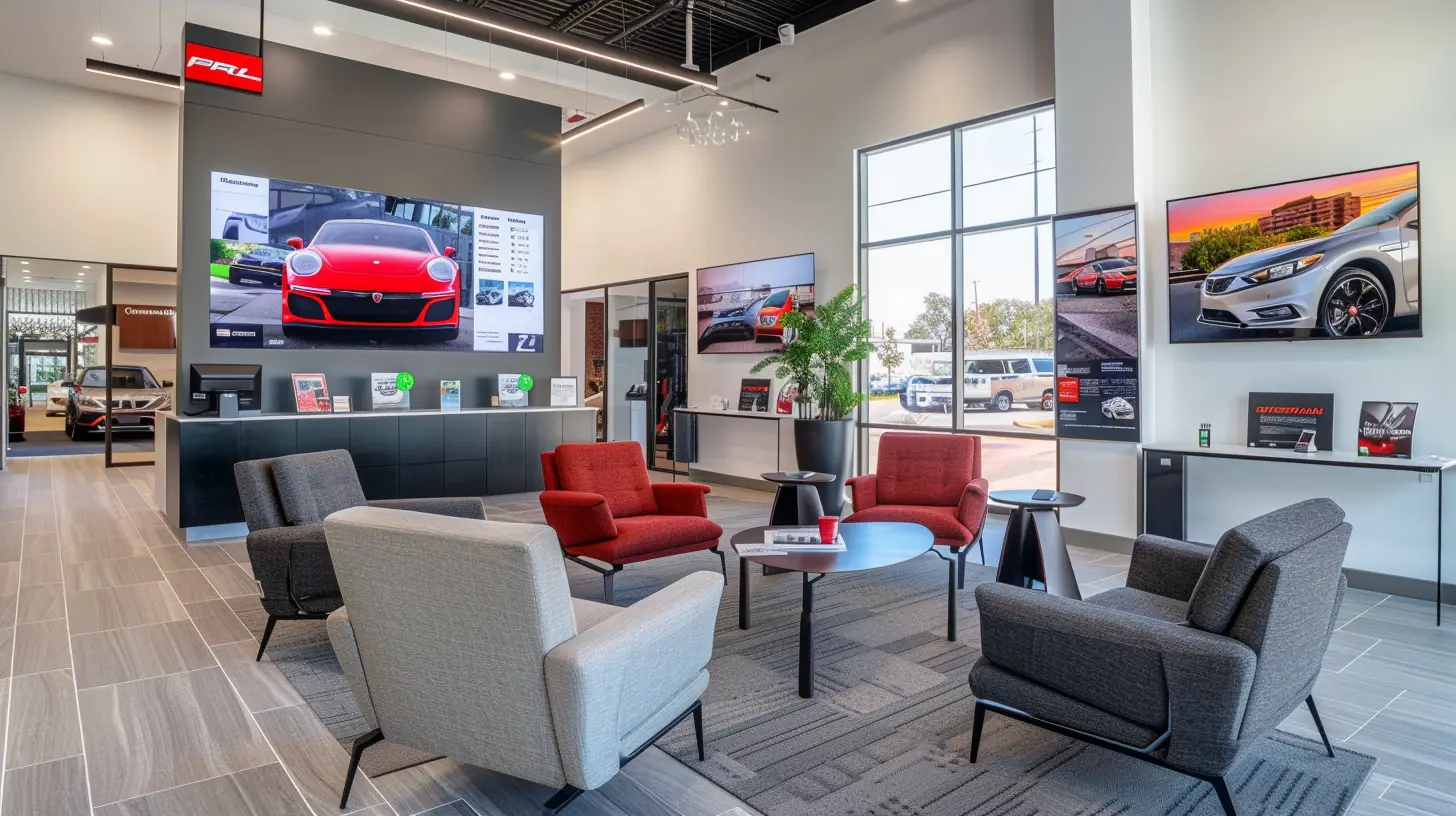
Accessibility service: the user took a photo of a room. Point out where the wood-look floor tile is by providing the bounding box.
[0,562,20,596]
[0,530,22,562]
[65,555,164,592]
[200,564,259,599]
[93,762,310,816]
[68,582,187,635]
[184,600,254,645]
[72,620,217,690]
[183,543,234,569]
[622,747,764,816]
[20,533,58,554]
[59,532,149,565]
[219,539,251,566]
[1,755,89,816]
[1344,688,1456,793]
[214,641,305,712]
[18,552,61,587]
[79,666,276,806]
[16,583,65,624]
[12,619,71,676]
[165,569,220,604]
[149,545,197,573]
[6,670,82,769]
[253,704,385,814]
[418,801,480,815]
[136,525,179,548]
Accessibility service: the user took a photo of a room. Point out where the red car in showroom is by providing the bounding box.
[1072,257,1138,295]
[281,219,460,339]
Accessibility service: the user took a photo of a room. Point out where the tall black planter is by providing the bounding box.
[793,418,853,517]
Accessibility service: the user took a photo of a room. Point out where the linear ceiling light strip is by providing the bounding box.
[381,0,718,88]
[561,98,646,144]
[84,59,182,88]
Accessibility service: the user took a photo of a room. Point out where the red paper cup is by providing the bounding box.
[818,516,839,543]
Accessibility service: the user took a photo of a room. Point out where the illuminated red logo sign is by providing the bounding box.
[184,43,263,93]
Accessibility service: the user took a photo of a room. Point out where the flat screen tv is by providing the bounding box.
[208,171,545,352]
[696,253,815,354]
[1167,162,1419,343]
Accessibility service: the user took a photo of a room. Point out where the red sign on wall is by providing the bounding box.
[1057,377,1080,403]
[184,43,263,93]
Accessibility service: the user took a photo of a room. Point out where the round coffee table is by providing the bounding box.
[989,489,1086,600]
[761,471,836,526]
[732,522,934,698]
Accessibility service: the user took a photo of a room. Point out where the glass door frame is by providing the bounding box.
[648,275,689,475]
[100,263,177,469]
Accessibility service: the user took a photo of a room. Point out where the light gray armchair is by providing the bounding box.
[322,505,723,813]
[969,498,1351,816]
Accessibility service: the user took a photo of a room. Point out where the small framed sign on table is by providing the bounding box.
[550,377,579,407]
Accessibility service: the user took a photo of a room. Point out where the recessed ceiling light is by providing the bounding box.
[499,71,516,80]
[20,260,29,265]
[91,35,113,46]
[313,25,333,36]
[81,265,91,269]
[79,272,87,277]
[718,99,729,106]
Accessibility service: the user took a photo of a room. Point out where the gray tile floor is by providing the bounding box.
[0,456,1450,815]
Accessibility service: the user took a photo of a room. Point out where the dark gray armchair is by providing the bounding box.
[234,449,486,660]
[969,498,1351,816]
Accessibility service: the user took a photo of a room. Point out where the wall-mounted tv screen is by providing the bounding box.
[208,172,544,352]
[1168,163,1419,343]
[696,253,815,354]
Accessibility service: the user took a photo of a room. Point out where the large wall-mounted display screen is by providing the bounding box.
[1168,163,1419,343]
[1053,205,1139,442]
[208,172,545,352]
[696,253,815,354]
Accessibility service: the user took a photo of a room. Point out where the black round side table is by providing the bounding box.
[989,489,1086,600]
[762,471,836,526]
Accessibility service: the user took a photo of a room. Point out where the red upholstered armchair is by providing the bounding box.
[540,441,725,605]
[844,432,989,588]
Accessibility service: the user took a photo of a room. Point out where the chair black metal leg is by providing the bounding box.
[947,553,958,642]
[543,784,585,814]
[256,615,278,662]
[1210,776,1239,816]
[1306,696,1336,758]
[692,701,705,761]
[970,701,986,763]
[603,566,623,606]
[710,547,727,584]
[340,728,384,808]
[957,545,969,590]
[978,535,986,566]
[738,557,751,630]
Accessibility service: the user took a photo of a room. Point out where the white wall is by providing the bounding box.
[564,0,1054,478]
[0,73,178,266]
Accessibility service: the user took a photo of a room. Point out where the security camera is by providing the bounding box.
[777,23,795,46]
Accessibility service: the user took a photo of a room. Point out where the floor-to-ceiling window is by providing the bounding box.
[857,103,1058,491]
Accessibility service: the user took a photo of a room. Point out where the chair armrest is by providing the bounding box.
[369,496,487,520]
[650,483,711,517]
[1126,534,1213,602]
[326,607,379,730]
[539,490,618,549]
[845,474,877,512]
[957,478,990,536]
[974,582,1255,772]
[245,524,338,614]
[545,572,723,790]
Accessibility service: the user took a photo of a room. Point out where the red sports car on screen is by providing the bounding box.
[1072,258,1138,295]
[281,219,460,339]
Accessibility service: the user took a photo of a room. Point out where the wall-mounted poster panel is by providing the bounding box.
[117,304,177,350]
[1052,205,1140,442]
[208,172,545,353]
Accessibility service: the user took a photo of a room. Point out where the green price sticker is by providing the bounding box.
[518,374,535,391]
[396,372,415,391]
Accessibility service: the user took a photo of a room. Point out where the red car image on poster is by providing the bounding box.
[281,219,460,340]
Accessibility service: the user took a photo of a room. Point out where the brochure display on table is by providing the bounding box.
[738,379,771,412]
[1052,205,1141,442]
[440,380,461,412]
[1358,401,1418,458]
[549,377,578,407]
[1246,392,1333,449]
[291,374,330,412]
[371,373,410,411]
[497,374,529,408]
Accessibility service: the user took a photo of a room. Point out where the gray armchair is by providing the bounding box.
[969,498,1351,816]
[233,449,486,660]
[323,506,722,813]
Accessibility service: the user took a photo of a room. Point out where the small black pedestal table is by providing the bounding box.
[761,471,836,525]
[733,522,936,699]
[990,489,1086,600]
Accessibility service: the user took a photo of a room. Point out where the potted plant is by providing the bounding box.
[751,285,873,515]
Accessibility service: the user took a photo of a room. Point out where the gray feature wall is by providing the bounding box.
[178,27,562,413]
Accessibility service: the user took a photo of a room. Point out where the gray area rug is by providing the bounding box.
[239,491,1376,814]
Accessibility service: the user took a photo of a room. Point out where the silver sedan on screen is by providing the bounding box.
[1197,189,1419,337]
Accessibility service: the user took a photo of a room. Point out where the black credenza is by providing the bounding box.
[163,408,597,529]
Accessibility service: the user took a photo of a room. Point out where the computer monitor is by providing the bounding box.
[189,363,262,417]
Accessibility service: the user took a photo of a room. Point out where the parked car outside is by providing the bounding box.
[65,365,173,440]
[227,245,290,287]
[901,351,1055,413]
[1198,189,1419,337]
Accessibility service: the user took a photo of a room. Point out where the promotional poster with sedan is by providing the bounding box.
[208,172,545,352]
[1052,206,1140,442]
[1167,163,1419,342]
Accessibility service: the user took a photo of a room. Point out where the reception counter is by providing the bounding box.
[159,407,597,537]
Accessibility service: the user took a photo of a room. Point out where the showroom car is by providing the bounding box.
[901,351,1055,413]
[46,373,76,416]
[509,288,536,307]
[698,294,773,351]
[750,289,795,342]
[1101,396,1136,420]
[65,365,173,440]
[1197,189,1419,337]
[476,286,503,306]
[1072,258,1138,295]
[227,245,290,287]
[222,212,269,241]
[280,219,461,340]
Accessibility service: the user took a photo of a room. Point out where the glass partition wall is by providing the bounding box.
[856,103,1058,492]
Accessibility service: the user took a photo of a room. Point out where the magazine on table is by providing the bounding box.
[735,543,788,557]
[765,527,846,551]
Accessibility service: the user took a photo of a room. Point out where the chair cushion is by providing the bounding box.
[1187,498,1345,634]
[554,442,658,518]
[1086,587,1189,624]
[270,450,367,525]
[876,432,980,506]
[565,515,722,562]
[844,504,973,544]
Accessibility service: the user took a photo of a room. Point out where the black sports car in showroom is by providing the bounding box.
[65,365,173,440]
[227,245,289,287]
